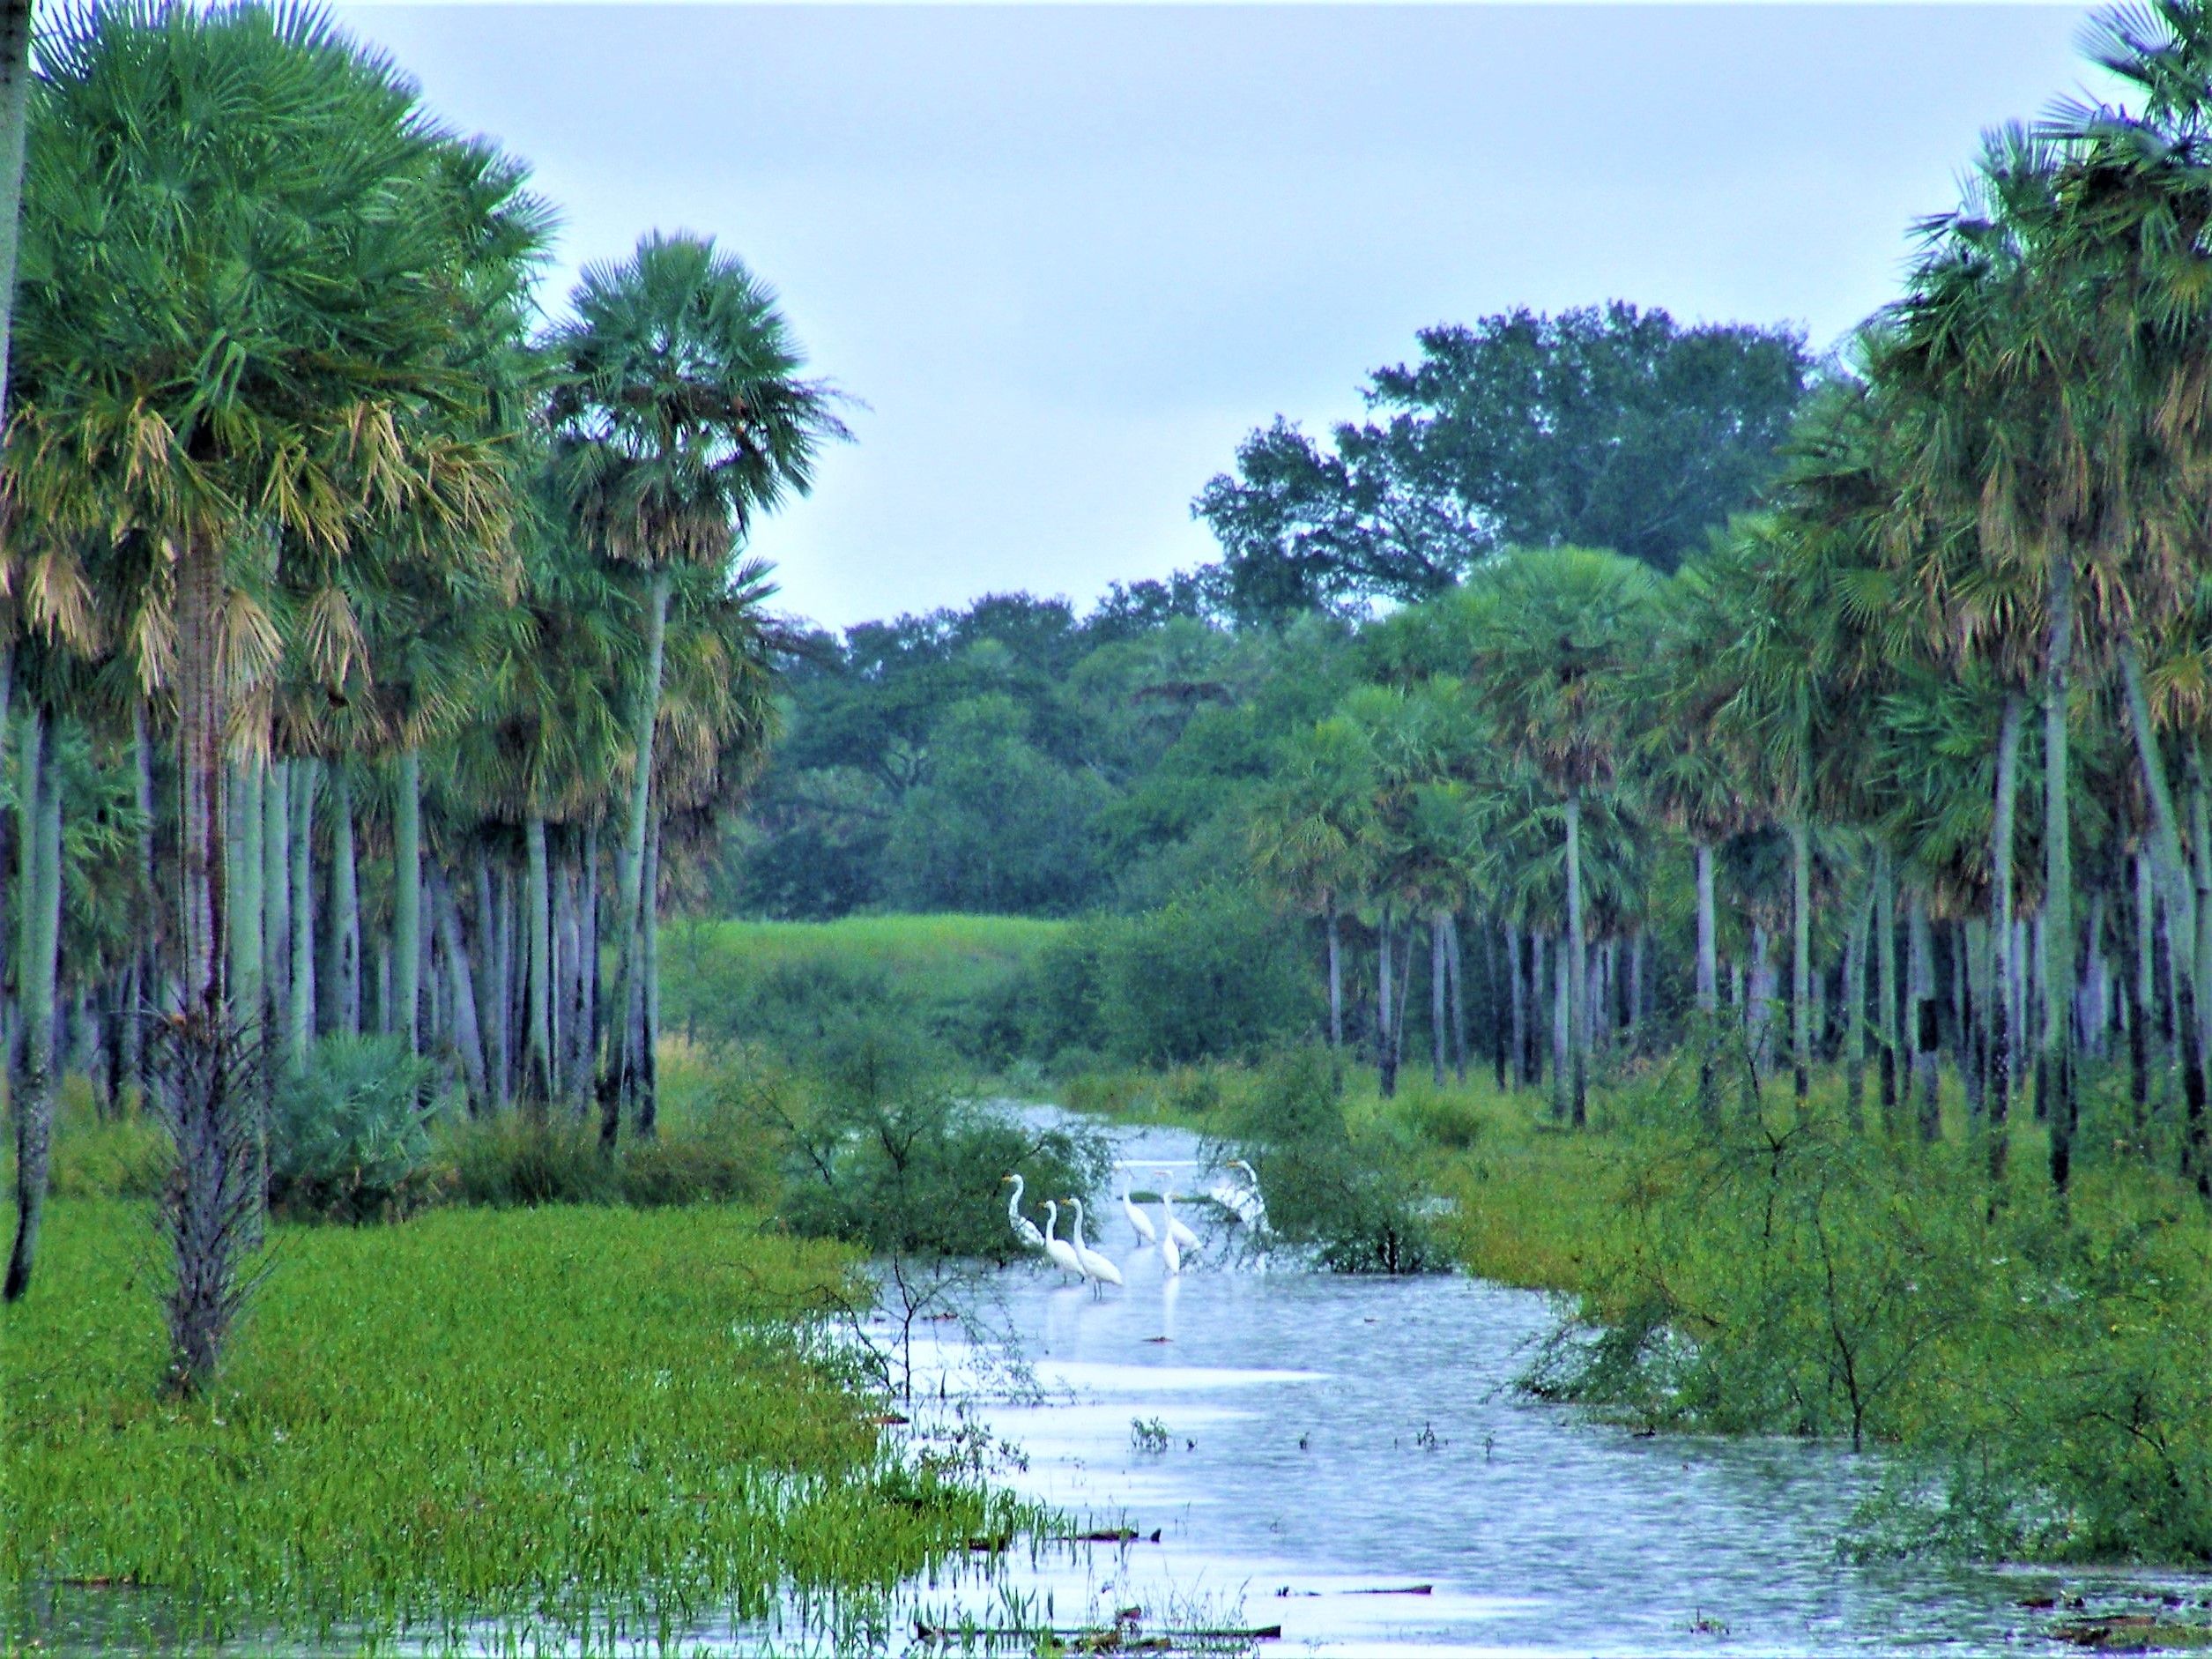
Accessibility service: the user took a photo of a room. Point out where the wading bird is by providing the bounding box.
[1067,1198,1124,1294]
[1042,1200,1083,1283]
[1215,1160,1268,1233]
[1158,1186,1183,1276]
[1120,1171,1158,1246]
[1003,1173,1045,1252]
[1156,1167,1201,1254]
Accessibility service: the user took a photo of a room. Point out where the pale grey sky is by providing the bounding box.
[335,4,2100,630]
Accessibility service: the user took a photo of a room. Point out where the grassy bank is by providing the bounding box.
[2,1199,1013,1649]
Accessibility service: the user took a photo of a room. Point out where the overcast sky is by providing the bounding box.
[335,4,2101,633]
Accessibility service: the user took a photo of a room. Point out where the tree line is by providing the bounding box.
[0,3,840,1395]
[1247,2,2212,1207]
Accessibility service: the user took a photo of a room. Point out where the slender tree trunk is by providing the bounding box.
[1429,912,1449,1088]
[1325,905,1343,1049]
[1507,925,1527,1090]
[325,769,360,1038]
[431,866,486,1110]
[2122,643,2208,1191]
[393,748,421,1056]
[1550,927,1570,1120]
[127,700,153,1089]
[1488,920,1509,1090]
[0,0,33,430]
[599,568,671,1150]
[1564,786,1587,1127]
[2134,848,2156,1122]
[1790,817,1812,1100]
[4,708,58,1299]
[1629,930,1646,1052]
[472,853,504,1112]
[2039,562,2076,1192]
[263,757,289,1050]
[637,815,663,1137]
[1988,692,2024,1181]
[1910,895,1940,1142]
[1875,850,1900,1132]
[524,815,555,1116]
[1747,925,1773,1078]
[1375,906,1397,1098]
[1844,870,1872,1129]
[286,761,314,1066]
[231,759,264,1038]
[1695,840,1719,1124]
[1445,911,1468,1084]
[1529,931,1546,1088]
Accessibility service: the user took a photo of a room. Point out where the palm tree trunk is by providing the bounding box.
[1876,850,1900,1132]
[263,757,289,1052]
[128,699,153,1082]
[1325,904,1343,1048]
[231,759,264,1037]
[1446,911,1468,1083]
[394,748,422,1056]
[1747,925,1773,1078]
[1628,929,1646,1051]
[1488,920,1509,1090]
[472,853,504,1111]
[1564,785,1587,1127]
[637,815,663,1135]
[2042,559,2076,1192]
[2121,642,2208,1190]
[524,815,554,1116]
[1844,869,1872,1128]
[1790,817,1812,1100]
[1909,895,1940,1142]
[600,566,672,1149]
[2134,848,2155,1122]
[1989,691,2024,1181]
[1429,912,1449,1088]
[432,866,487,1111]
[1507,924,1527,1090]
[1550,927,1570,1120]
[4,706,58,1300]
[1529,931,1546,1088]
[1375,906,1397,1098]
[0,0,33,429]
[325,768,360,1038]
[287,761,314,1065]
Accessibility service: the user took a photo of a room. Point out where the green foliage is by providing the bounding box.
[1018,888,1319,1068]
[270,1038,443,1223]
[766,1023,1108,1261]
[0,1201,1006,1645]
[1227,1045,1445,1275]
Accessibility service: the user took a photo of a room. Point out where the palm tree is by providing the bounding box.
[1248,715,1379,1049]
[7,2,531,1384]
[547,232,844,1148]
[1457,547,1657,1125]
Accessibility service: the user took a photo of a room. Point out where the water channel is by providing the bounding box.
[816,1108,2201,1658]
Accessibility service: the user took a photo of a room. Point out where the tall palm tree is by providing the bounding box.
[7,2,531,1383]
[1457,546,1657,1125]
[547,232,844,1148]
[1249,714,1381,1050]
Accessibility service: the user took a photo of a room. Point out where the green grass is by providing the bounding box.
[666,914,1061,1005]
[2,1200,1015,1649]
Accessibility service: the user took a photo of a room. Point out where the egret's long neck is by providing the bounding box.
[1161,1188,1176,1224]
[1007,1175,1024,1222]
[1043,1201,1058,1241]
[1071,1201,1087,1251]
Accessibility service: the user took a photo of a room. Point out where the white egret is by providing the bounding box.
[1158,1194,1182,1277]
[1214,1159,1268,1233]
[1066,1198,1124,1294]
[1041,1200,1082,1282]
[1155,1166,1200,1253]
[1002,1173,1045,1252]
[1119,1172,1158,1246]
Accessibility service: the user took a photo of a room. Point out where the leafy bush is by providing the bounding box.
[270,1037,444,1222]
[1226,1045,1444,1274]
[1018,886,1318,1068]
[767,1017,1108,1261]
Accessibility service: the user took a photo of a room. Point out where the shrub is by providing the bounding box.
[1225,1045,1444,1274]
[270,1037,444,1222]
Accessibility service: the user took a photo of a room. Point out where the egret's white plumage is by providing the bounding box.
[1158,1190,1182,1276]
[1067,1198,1124,1292]
[1003,1173,1045,1252]
[1214,1159,1268,1232]
[1119,1173,1157,1246]
[1041,1200,1082,1281]
[1156,1167,1200,1253]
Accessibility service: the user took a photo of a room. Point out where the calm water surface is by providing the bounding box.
[827,1109,2201,1657]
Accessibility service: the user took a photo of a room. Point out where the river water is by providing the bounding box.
[825,1110,2202,1658]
